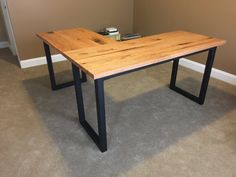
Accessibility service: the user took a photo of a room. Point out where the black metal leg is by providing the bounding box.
[44,42,58,90]
[170,47,217,105]
[170,58,180,88]
[81,71,87,82]
[72,64,107,152]
[198,48,217,104]
[43,42,87,91]
[72,64,86,123]
[95,79,107,152]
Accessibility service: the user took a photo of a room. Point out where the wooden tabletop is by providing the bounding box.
[63,31,225,79]
[37,28,117,53]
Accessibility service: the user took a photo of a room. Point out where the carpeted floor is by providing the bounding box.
[0,48,236,177]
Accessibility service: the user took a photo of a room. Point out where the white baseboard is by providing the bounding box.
[20,54,67,69]
[180,58,236,86]
[0,41,9,48]
[20,55,236,86]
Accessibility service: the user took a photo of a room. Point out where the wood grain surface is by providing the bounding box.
[63,31,225,79]
[37,28,117,53]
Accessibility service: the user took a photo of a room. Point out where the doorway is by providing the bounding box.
[0,0,20,63]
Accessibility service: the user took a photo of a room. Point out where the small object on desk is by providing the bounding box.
[121,33,142,41]
[98,31,109,35]
[105,27,118,33]
[98,27,121,41]
[107,33,121,41]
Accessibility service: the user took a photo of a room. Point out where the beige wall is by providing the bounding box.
[0,3,8,41]
[7,0,134,60]
[134,0,236,74]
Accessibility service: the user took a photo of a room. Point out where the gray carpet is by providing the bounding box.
[0,48,236,177]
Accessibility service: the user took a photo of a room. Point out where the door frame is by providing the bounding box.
[0,0,20,62]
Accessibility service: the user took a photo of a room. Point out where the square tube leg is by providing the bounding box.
[72,64,107,152]
[170,47,217,105]
[198,48,217,104]
[43,42,58,90]
[95,79,107,152]
[43,42,86,90]
[170,58,180,88]
[72,64,86,123]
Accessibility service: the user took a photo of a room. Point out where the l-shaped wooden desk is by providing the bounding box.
[37,28,225,152]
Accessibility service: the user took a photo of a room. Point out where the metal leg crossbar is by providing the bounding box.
[43,42,87,90]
